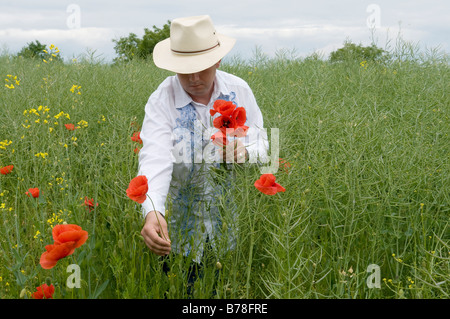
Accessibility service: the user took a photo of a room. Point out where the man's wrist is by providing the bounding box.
[145,210,164,221]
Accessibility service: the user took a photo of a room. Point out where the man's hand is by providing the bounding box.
[219,139,248,163]
[141,211,171,256]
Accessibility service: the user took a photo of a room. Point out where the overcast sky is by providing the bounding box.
[0,0,448,62]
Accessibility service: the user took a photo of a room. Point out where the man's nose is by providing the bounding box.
[189,73,200,82]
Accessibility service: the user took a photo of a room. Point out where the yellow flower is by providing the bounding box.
[34,230,41,239]
[77,120,88,128]
[70,84,81,94]
[37,152,47,159]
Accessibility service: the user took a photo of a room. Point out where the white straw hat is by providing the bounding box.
[153,15,236,74]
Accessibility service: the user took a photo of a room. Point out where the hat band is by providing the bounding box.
[171,42,220,55]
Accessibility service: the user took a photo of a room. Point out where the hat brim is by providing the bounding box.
[153,34,236,74]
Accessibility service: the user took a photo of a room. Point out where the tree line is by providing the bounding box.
[14,21,389,64]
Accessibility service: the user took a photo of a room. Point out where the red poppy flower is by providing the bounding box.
[126,175,148,204]
[213,115,238,134]
[210,99,236,117]
[229,125,249,138]
[52,224,89,248]
[131,131,142,144]
[232,107,246,127]
[134,147,140,154]
[32,283,55,299]
[64,123,76,131]
[39,224,88,269]
[254,174,286,195]
[83,197,98,211]
[0,165,14,175]
[26,187,40,198]
[211,130,228,147]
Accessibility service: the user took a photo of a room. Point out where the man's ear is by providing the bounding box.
[215,60,221,68]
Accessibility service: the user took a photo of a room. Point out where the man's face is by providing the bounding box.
[177,61,220,103]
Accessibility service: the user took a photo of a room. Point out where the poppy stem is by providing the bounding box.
[146,194,169,242]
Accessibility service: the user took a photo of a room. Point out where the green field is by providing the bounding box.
[0,41,448,299]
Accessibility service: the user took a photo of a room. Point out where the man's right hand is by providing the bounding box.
[141,211,171,256]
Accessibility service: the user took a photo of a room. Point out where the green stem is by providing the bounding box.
[244,168,254,298]
[146,194,169,242]
[245,224,254,298]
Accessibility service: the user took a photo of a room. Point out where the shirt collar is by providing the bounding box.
[174,75,193,109]
[211,71,228,103]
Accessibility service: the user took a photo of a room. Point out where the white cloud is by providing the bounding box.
[0,0,447,61]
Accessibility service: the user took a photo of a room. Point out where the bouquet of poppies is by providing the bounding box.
[210,99,249,162]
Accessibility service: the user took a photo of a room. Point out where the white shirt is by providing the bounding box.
[138,69,268,262]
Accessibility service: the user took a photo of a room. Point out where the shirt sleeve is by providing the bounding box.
[138,90,174,218]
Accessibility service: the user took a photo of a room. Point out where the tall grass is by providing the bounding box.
[0,40,448,299]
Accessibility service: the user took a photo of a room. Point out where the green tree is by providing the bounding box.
[16,40,47,59]
[329,40,388,63]
[16,40,63,62]
[113,21,171,63]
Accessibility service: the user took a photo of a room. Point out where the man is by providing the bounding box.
[138,15,267,266]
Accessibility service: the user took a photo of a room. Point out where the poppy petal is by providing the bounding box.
[55,230,88,247]
[40,242,76,269]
